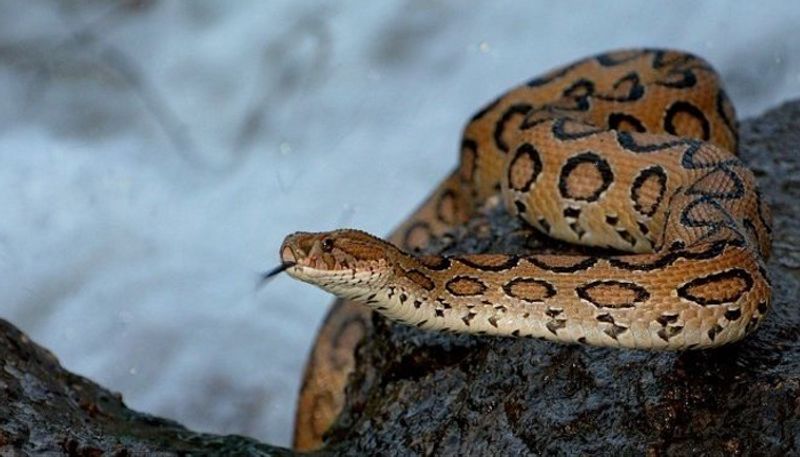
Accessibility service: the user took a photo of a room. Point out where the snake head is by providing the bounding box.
[277,229,398,297]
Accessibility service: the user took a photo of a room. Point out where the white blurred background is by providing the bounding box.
[1,0,798,446]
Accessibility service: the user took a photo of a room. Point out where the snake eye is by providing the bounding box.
[321,238,334,252]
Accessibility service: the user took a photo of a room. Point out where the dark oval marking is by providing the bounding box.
[405,269,435,291]
[577,280,650,309]
[445,276,488,297]
[652,50,696,69]
[494,103,532,153]
[597,72,644,102]
[655,69,697,89]
[551,118,604,140]
[558,152,614,202]
[631,165,668,217]
[664,101,710,141]
[503,278,556,303]
[561,78,595,110]
[435,189,459,225]
[508,143,543,192]
[677,268,754,306]
[563,78,595,98]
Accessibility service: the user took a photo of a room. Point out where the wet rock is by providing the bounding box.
[321,100,800,456]
[0,319,296,456]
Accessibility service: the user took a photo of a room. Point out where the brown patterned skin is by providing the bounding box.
[287,49,772,449]
[292,299,368,450]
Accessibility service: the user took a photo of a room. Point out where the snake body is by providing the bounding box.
[289,48,775,449]
[281,49,772,353]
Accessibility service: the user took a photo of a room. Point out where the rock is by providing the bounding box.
[318,100,800,455]
[0,319,295,456]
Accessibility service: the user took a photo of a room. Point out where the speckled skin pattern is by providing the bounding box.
[286,49,773,448]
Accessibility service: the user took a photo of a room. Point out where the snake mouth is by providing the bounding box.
[281,245,298,264]
[257,237,313,284]
[260,244,318,285]
[279,233,343,272]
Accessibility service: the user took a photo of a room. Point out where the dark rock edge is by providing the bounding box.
[0,318,302,456]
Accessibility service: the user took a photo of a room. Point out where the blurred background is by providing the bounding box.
[1,0,799,447]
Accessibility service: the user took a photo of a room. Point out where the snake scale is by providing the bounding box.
[275,48,772,351]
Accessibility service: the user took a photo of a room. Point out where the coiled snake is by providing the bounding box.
[274,48,771,351]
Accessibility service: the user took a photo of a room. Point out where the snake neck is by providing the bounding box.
[285,249,449,324]
[342,252,432,312]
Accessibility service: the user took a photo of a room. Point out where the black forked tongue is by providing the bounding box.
[259,262,296,286]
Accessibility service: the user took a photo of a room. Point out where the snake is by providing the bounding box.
[276,48,773,448]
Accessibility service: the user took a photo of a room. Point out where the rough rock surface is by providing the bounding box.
[319,100,800,456]
[0,319,296,456]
